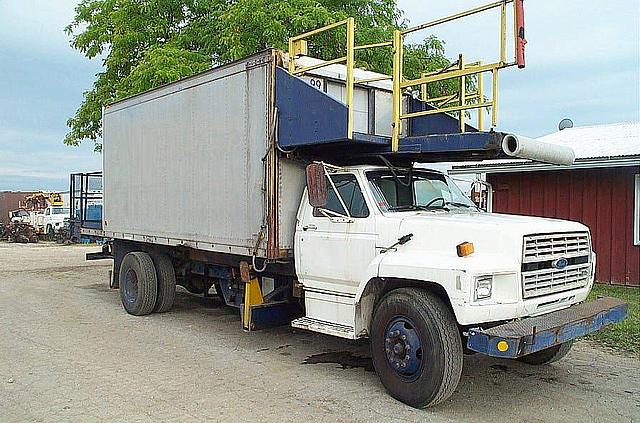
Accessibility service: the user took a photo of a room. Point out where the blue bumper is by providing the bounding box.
[467,297,628,358]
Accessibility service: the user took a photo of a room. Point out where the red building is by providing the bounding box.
[0,191,37,224]
[452,123,640,287]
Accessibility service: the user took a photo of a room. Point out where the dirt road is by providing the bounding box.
[1,242,638,422]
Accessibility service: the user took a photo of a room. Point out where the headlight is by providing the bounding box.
[474,275,493,301]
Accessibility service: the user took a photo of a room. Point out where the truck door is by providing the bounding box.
[295,173,377,296]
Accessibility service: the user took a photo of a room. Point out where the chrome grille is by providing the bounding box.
[522,232,591,299]
[523,232,590,263]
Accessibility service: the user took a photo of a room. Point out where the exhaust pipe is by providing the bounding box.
[502,134,575,166]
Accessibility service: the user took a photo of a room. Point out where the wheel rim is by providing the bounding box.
[123,268,139,304]
[384,316,424,380]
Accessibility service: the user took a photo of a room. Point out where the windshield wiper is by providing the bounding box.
[445,201,478,210]
[389,204,449,212]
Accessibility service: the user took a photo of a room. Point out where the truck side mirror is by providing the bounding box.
[306,163,327,208]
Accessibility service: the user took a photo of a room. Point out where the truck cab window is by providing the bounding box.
[367,170,478,212]
[314,174,369,218]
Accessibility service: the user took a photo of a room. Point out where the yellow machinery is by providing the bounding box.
[22,192,64,210]
[288,0,527,151]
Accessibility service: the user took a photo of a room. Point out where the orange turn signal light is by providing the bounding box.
[456,242,474,257]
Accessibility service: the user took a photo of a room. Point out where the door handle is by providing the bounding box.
[302,224,317,231]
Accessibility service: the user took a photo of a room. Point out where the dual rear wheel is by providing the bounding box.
[119,251,176,316]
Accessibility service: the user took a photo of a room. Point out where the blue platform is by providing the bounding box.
[275,68,507,164]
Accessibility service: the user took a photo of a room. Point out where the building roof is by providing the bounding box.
[537,122,640,159]
[450,122,640,174]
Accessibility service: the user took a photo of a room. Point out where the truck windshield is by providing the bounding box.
[366,170,478,212]
[52,208,70,215]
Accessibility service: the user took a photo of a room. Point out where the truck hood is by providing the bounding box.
[386,212,589,265]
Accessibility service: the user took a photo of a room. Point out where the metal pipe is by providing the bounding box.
[459,54,466,132]
[400,101,493,120]
[291,56,347,75]
[402,0,513,35]
[346,17,355,138]
[391,30,402,152]
[515,0,527,68]
[354,41,392,50]
[500,0,507,64]
[289,19,349,41]
[492,68,498,127]
[355,75,392,84]
[401,62,501,87]
[477,64,485,130]
[288,38,295,73]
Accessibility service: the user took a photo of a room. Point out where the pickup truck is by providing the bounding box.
[81,49,627,408]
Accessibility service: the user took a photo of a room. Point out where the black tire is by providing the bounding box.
[370,288,463,408]
[150,253,176,313]
[119,252,158,316]
[517,341,573,365]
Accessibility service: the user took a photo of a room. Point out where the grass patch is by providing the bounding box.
[586,283,639,354]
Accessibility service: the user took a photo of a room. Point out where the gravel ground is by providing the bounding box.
[1,242,638,422]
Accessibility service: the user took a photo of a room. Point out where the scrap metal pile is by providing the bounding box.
[0,222,39,243]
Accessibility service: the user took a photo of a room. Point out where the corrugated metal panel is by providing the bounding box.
[489,168,640,286]
[536,122,640,159]
[103,51,283,258]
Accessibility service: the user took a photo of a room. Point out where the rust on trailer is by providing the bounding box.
[267,50,279,260]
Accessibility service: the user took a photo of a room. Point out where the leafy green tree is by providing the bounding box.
[65,0,461,151]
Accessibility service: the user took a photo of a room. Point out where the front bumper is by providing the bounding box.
[466,297,627,358]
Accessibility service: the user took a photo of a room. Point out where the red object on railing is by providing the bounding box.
[516,0,527,68]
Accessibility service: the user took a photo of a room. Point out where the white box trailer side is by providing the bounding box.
[102,51,304,259]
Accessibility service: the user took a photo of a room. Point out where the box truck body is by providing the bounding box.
[102,51,305,259]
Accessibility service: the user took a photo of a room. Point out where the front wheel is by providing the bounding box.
[370,288,463,408]
[517,341,573,365]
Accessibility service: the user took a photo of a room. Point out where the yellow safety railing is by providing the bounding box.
[419,58,489,132]
[391,0,525,151]
[288,0,526,152]
[288,18,392,139]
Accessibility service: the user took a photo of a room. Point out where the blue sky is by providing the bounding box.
[0,0,639,191]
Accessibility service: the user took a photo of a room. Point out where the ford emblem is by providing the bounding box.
[553,257,569,270]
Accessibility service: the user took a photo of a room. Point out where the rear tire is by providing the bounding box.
[517,341,573,365]
[151,253,176,313]
[370,288,463,408]
[119,252,157,316]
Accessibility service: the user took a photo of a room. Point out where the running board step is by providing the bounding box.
[291,317,355,339]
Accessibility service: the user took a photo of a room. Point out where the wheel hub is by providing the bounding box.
[123,269,138,304]
[384,318,423,379]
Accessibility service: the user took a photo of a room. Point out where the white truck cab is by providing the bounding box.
[294,165,595,338]
[37,206,70,235]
